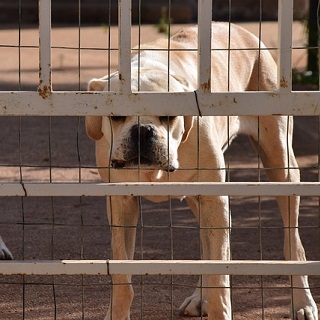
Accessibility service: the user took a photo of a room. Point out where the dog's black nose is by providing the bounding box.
[131,124,155,147]
[167,165,176,172]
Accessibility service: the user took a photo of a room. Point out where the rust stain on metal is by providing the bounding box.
[38,62,52,99]
[200,79,211,93]
[38,85,51,99]
[280,76,288,88]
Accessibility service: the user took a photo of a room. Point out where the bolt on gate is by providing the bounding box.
[0,0,320,318]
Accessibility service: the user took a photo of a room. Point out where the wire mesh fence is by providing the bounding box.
[0,0,319,319]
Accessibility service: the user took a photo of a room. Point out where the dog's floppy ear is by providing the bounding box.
[182,116,194,143]
[85,78,108,141]
[88,78,108,91]
[85,116,103,141]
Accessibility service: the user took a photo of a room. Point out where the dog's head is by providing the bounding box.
[85,72,194,172]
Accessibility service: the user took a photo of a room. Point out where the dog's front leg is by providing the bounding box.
[105,195,139,320]
[180,195,232,320]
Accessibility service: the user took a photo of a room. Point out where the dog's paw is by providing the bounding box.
[295,305,318,320]
[0,237,13,260]
[293,290,318,320]
[179,293,208,317]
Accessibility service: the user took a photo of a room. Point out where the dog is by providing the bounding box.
[86,22,318,320]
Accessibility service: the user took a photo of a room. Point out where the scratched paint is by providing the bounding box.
[38,85,51,99]
[280,76,288,88]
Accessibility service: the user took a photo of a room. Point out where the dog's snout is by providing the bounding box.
[123,123,177,170]
[128,124,157,164]
[131,124,155,146]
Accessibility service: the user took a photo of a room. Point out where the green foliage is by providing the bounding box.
[292,69,319,90]
[156,6,172,35]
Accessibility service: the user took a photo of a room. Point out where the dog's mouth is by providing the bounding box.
[111,158,176,172]
[111,156,152,168]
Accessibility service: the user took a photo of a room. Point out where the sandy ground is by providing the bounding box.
[0,21,309,91]
[0,22,319,319]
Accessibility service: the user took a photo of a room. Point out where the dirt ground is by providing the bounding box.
[0,22,319,319]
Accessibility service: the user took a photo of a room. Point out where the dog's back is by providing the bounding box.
[134,23,277,93]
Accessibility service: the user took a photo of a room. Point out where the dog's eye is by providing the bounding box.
[159,116,177,123]
[111,116,126,122]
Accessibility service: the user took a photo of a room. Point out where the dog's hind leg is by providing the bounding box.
[105,196,139,320]
[249,115,318,320]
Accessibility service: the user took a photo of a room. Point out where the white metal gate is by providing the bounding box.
[0,0,320,318]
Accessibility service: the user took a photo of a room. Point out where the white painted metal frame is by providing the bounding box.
[0,0,319,277]
[38,0,51,94]
[1,1,320,118]
[2,182,320,197]
[0,260,319,276]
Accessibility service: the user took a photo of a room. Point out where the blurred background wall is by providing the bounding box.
[0,0,309,25]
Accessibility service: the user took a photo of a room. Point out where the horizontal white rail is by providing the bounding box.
[0,91,320,116]
[0,260,319,276]
[3,182,320,197]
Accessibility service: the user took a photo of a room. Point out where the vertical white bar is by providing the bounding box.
[197,0,212,93]
[38,0,52,93]
[278,0,293,91]
[118,0,132,93]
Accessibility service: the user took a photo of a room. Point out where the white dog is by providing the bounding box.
[86,22,318,319]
